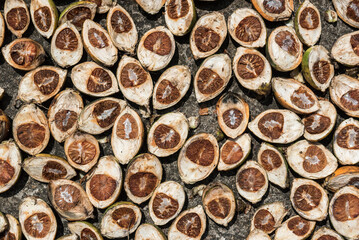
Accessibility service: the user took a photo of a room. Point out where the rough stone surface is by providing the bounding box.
[0,0,354,239]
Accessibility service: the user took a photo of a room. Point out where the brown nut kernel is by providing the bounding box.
[152,193,179,219]
[258,112,284,140]
[237,167,265,192]
[112,207,136,229]
[260,149,282,171]
[129,172,158,197]
[81,228,97,240]
[155,79,180,104]
[347,0,359,23]
[54,110,78,132]
[185,139,215,166]
[340,89,359,111]
[194,26,220,53]
[303,146,327,173]
[275,31,299,56]
[66,7,92,29]
[290,87,315,109]
[207,197,231,219]
[34,7,51,32]
[167,0,190,19]
[7,7,28,30]
[87,68,112,93]
[253,209,275,232]
[111,10,132,33]
[55,28,78,51]
[54,184,81,211]
[93,100,121,128]
[120,63,147,88]
[89,174,117,201]
[67,140,97,165]
[235,16,262,43]
[176,213,202,238]
[293,184,322,211]
[24,213,51,238]
[153,124,180,149]
[144,31,172,56]
[0,160,15,185]
[116,113,139,140]
[337,125,359,149]
[332,193,359,221]
[88,28,109,48]
[303,114,331,134]
[313,61,331,84]
[237,54,265,79]
[42,161,67,181]
[197,68,224,94]
[10,41,37,67]
[17,122,46,149]
[287,216,310,236]
[350,34,359,56]
[299,7,320,29]
[221,141,243,165]
[34,69,59,95]
[263,0,285,14]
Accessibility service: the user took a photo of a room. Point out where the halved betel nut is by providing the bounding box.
[286,140,338,180]
[333,118,359,165]
[116,55,153,111]
[59,1,97,31]
[164,0,196,36]
[47,89,84,143]
[302,46,334,91]
[148,112,189,157]
[233,47,272,95]
[0,110,10,143]
[111,106,144,165]
[178,133,219,184]
[0,140,21,194]
[248,109,304,144]
[329,186,359,239]
[78,97,126,135]
[333,0,359,28]
[64,132,100,173]
[18,66,67,104]
[48,179,94,221]
[86,156,122,209]
[332,31,359,66]
[135,224,166,240]
[82,19,118,66]
[4,0,30,38]
[330,74,359,118]
[168,205,206,240]
[51,21,83,68]
[23,154,76,183]
[251,202,288,234]
[0,212,8,233]
[71,62,119,97]
[19,197,57,240]
[68,221,103,240]
[100,202,142,239]
[0,12,5,48]
[236,160,268,204]
[274,215,315,240]
[324,166,359,192]
[153,65,191,110]
[290,178,329,221]
[30,0,58,38]
[149,181,185,225]
[13,104,50,155]
[87,0,113,14]
[137,26,175,71]
[106,4,138,54]
[124,153,162,204]
[267,26,303,72]
[311,227,344,240]
[57,234,78,240]
[294,0,321,46]
[302,100,336,142]
[2,38,45,71]
[218,133,251,171]
[0,214,21,240]
[216,92,249,138]
[135,0,166,14]
[194,54,232,103]
[247,229,271,240]
[190,11,227,60]
[228,8,266,48]
[251,0,294,22]
[202,183,236,227]
[257,143,288,189]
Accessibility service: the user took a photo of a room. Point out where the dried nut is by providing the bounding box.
[68,221,103,240]
[332,31,359,67]
[64,132,100,173]
[272,77,320,114]
[18,66,67,104]
[23,154,77,183]
[13,104,50,155]
[2,38,45,71]
[251,0,294,22]
[51,21,83,68]
[333,118,359,165]
[71,62,119,97]
[267,26,303,72]
[247,229,271,240]
[106,4,138,54]
[257,143,288,189]
[164,0,196,36]
[178,133,219,184]
[86,156,122,209]
[19,197,57,240]
[124,153,162,204]
[248,109,304,144]
[135,0,166,14]
[325,10,338,23]
[287,140,338,179]
[188,116,200,129]
[168,205,206,240]
[89,0,112,13]
[153,65,191,110]
[0,110,10,142]
[0,140,21,194]
[0,214,21,240]
[4,0,30,38]
[47,89,83,143]
[228,8,266,48]
[216,92,249,138]
[251,202,287,234]
[100,202,142,239]
[135,224,166,240]
[148,112,189,157]
[311,227,344,240]
[274,215,315,240]
[333,0,359,28]
[82,19,118,66]
[324,166,359,192]
[137,26,175,71]
[59,2,97,31]
[48,179,94,221]
[30,0,58,38]
[194,54,232,103]
[149,181,185,225]
[0,12,5,47]
[218,133,251,171]
[0,212,8,233]
[190,11,227,60]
